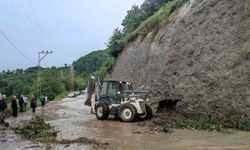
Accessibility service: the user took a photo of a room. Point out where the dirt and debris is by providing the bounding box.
[1,95,250,149]
[53,137,109,149]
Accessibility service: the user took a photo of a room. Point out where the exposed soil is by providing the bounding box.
[1,95,250,150]
[109,0,250,117]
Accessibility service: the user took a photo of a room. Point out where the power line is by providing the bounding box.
[0,29,35,64]
[17,0,46,49]
[27,0,51,50]
[11,0,43,50]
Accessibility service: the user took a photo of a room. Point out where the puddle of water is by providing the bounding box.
[83,120,250,150]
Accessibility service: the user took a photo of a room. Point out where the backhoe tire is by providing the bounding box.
[138,104,153,120]
[145,104,153,119]
[114,114,120,120]
[95,102,110,120]
[118,103,137,122]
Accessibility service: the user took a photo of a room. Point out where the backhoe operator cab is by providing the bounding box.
[85,75,152,122]
[100,80,131,104]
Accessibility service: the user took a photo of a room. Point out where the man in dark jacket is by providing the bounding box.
[0,95,7,124]
[41,95,46,108]
[19,95,24,112]
[0,95,4,124]
[30,95,37,113]
[11,96,18,117]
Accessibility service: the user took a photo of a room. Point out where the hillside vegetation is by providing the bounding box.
[108,0,187,58]
[0,67,70,101]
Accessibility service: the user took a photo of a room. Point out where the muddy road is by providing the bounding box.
[1,94,250,150]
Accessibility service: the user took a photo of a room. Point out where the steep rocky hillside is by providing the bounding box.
[110,0,250,116]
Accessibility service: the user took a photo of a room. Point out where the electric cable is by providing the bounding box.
[0,29,35,64]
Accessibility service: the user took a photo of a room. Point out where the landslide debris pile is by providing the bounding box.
[14,116,110,149]
[110,0,250,128]
[15,116,58,142]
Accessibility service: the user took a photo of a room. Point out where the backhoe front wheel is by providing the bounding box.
[138,104,153,120]
[119,103,137,122]
[95,102,110,120]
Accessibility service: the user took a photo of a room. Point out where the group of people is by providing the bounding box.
[10,95,30,117]
[11,95,43,116]
[0,94,47,126]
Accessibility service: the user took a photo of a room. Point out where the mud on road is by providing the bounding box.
[1,94,250,150]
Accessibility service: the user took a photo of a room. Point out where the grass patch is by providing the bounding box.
[153,116,225,132]
[122,0,187,45]
[14,116,59,142]
[152,110,250,133]
[54,90,69,101]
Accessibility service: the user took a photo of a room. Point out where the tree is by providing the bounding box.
[122,5,143,33]
[108,28,124,57]
[40,69,64,100]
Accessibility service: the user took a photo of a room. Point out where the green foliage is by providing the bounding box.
[108,0,187,58]
[152,109,250,133]
[73,49,115,87]
[40,69,65,100]
[15,116,58,142]
[0,49,112,103]
[73,50,110,76]
[122,0,170,34]
[221,110,250,131]
[74,77,86,91]
[153,116,224,132]
[0,68,37,97]
[108,29,124,58]
[54,90,69,101]
[129,0,187,40]
[0,66,71,102]
[97,57,115,80]
[122,5,144,33]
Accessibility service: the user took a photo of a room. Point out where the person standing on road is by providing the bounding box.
[11,96,18,117]
[41,95,46,108]
[0,95,8,124]
[30,95,37,113]
[0,95,4,124]
[19,95,24,112]
[23,95,27,112]
[2,94,8,123]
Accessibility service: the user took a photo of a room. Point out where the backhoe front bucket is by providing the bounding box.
[147,97,181,113]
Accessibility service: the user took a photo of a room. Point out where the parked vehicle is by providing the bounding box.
[68,91,80,98]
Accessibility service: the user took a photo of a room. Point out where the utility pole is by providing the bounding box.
[37,51,52,99]
[69,64,74,91]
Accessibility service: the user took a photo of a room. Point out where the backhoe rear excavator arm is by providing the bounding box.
[85,74,102,107]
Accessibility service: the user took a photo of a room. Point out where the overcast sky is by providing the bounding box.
[0,0,143,71]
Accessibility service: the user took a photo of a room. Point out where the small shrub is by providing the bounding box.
[54,90,69,101]
[15,116,59,142]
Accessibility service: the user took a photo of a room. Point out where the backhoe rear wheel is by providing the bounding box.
[118,103,137,122]
[95,102,110,120]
